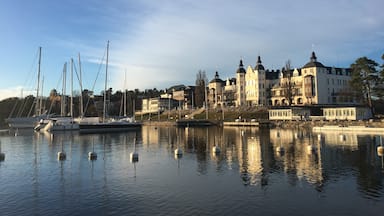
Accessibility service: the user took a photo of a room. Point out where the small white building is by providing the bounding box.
[322,107,372,120]
[269,107,311,121]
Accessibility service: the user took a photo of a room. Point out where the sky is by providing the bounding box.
[0,0,383,101]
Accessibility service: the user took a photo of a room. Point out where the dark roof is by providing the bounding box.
[167,84,186,93]
[236,59,246,74]
[281,68,302,78]
[302,51,325,68]
[265,69,280,80]
[324,67,352,76]
[210,71,225,83]
[254,56,265,70]
[228,77,236,85]
[281,69,293,78]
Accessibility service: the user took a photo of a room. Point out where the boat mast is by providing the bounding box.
[61,63,67,116]
[35,47,42,116]
[78,53,84,118]
[103,41,110,123]
[70,58,74,118]
[40,76,44,115]
[204,79,208,120]
[124,69,127,117]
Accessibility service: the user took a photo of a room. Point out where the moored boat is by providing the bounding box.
[79,119,141,133]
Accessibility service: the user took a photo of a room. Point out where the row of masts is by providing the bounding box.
[60,57,83,118]
[32,41,131,121]
[32,47,84,118]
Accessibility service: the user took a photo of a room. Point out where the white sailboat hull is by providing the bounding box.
[7,115,49,129]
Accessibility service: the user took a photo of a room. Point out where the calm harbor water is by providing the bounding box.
[0,126,383,216]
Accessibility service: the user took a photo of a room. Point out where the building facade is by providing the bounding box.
[192,51,355,111]
[208,71,225,108]
[209,52,354,108]
[270,52,353,106]
[322,107,372,120]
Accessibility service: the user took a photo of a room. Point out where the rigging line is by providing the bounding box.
[83,46,107,117]
[46,67,64,115]
[23,48,40,93]
[11,48,40,118]
[73,56,85,117]
[7,98,18,118]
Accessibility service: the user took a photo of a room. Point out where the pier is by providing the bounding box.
[223,121,259,127]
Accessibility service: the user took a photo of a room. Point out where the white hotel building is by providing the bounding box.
[208,52,354,108]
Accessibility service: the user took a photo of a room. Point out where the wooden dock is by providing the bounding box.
[176,119,215,127]
[223,121,259,127]
[313,125,384,134]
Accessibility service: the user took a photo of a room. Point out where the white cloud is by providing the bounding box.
[103,0,384,92]
[0,86,34,101]
[3,0,383,99]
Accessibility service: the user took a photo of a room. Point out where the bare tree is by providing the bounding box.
[281,60,294,106]
[195,70,207,108]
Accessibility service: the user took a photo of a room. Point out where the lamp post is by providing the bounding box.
[204,79,208,120]
[168,94,171,120]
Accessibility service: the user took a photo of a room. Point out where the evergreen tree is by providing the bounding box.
[350,57,379,115]
[376,54,384,99]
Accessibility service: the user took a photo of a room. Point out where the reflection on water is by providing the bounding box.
[0,126,383,215]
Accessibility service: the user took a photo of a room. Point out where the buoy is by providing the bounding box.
[339,134,346,142]
[130,138,139,163]
[212,145,221,154]
[294,132,299,139]
[174,148,183,158]
[130,152,139,163]
[88,152,97,160]
[306,145,316,153]
[57,151,66,160]
[317,134,323,141]
[276,146,284,153]
[378,146,384,157]
[0,141,5,161]
[275,146,285,156]
[88,138,97,160]
[57,140,66,160]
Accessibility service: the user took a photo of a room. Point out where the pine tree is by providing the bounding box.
[350,57,379,115]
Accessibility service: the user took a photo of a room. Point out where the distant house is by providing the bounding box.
[169,85,195,109]
[322,107,372,120]
[140,97,177,114]
[269,107,310,121]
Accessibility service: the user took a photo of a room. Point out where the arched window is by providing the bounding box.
[297,98,303,104]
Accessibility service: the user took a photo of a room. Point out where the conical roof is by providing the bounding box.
[236,59,246,74]
[303,51,324,68]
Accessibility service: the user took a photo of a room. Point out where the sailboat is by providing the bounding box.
[78,41,141,133]
[7,47,51,128]
[38,59,82,132]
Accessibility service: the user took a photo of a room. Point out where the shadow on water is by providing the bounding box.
[0,125,384,215]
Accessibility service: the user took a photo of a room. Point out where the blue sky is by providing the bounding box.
[0,0,383,101]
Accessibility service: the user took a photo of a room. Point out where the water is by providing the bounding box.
[0,126,383,216]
